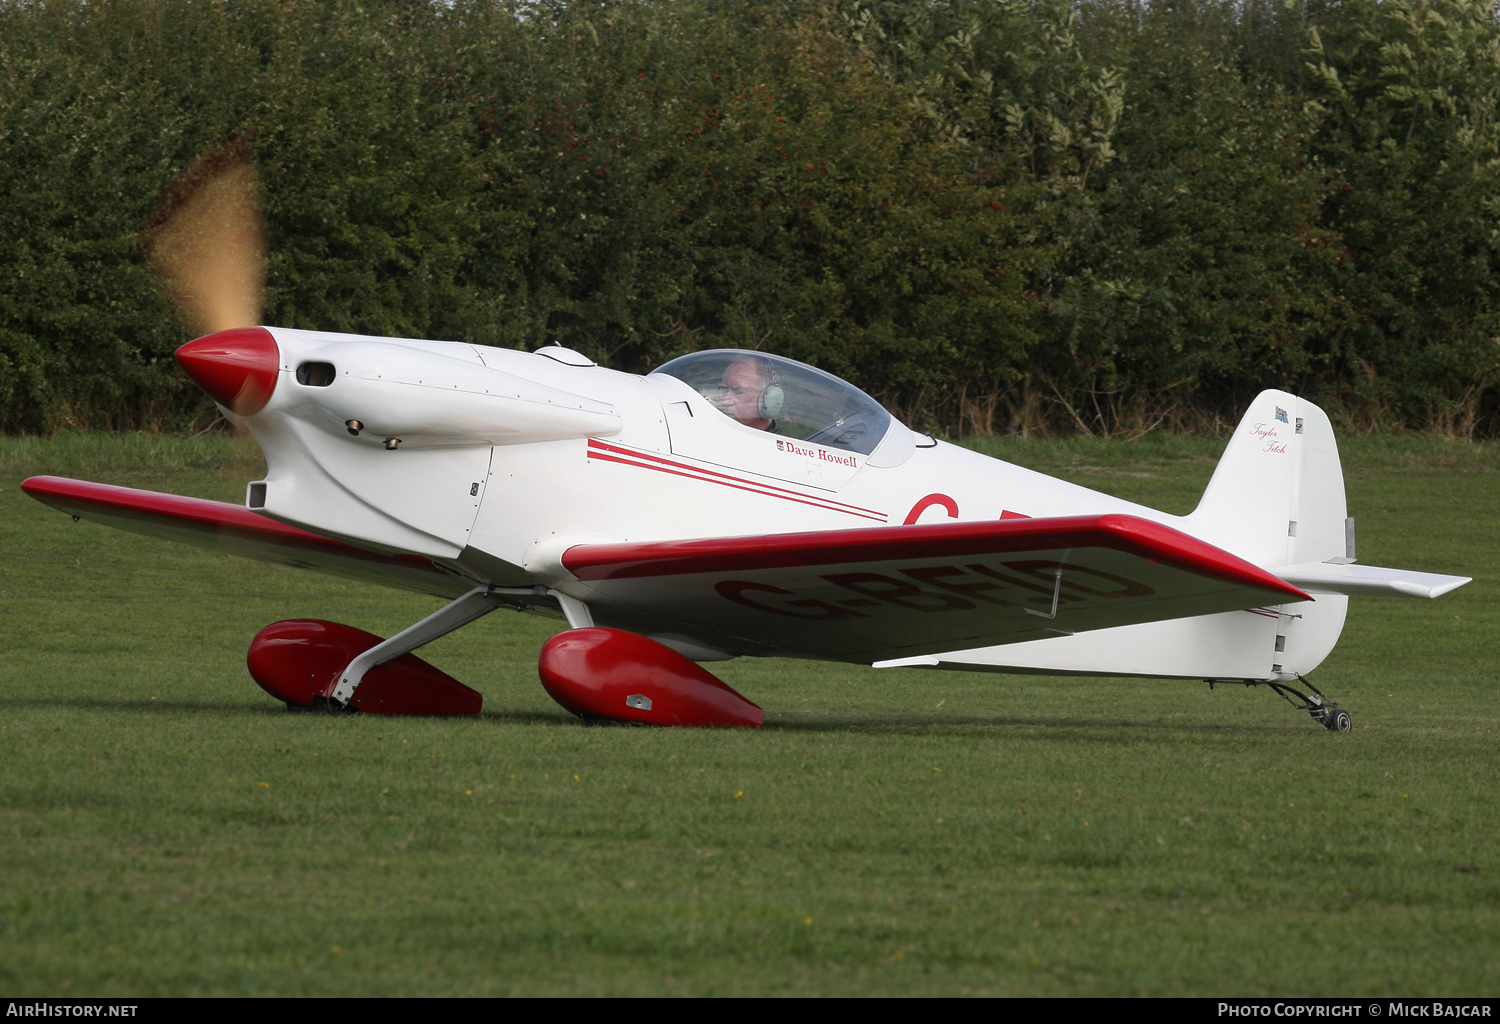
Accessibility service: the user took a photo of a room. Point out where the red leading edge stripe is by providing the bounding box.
[586,438,887,523]
[20,476,449,577]
[562,512,1314,603]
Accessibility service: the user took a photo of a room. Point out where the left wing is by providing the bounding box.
[560,514,1311,662]
[22,476,471,599]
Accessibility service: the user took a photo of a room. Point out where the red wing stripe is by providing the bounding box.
[21,476,449,577]
[562,513,1314,605]
[588,438,884,518]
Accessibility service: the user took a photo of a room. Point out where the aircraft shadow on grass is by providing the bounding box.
[0,696,301,716]
[1,696,1291,734]
[761,714,1291,735]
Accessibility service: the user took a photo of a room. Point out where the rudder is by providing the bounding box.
[1187,390,1351,568]
[1187,390,1351,680]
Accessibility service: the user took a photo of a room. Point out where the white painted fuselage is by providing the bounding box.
[233,329,1361,682]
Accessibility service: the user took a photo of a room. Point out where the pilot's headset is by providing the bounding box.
[757,361,785,420]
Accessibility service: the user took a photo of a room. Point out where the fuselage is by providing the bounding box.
[118,323,1417,682]
[236,328,1178,592]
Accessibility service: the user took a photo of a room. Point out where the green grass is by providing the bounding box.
[1,432,1496,996]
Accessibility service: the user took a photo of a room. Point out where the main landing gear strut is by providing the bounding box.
[1208,675,1352,732]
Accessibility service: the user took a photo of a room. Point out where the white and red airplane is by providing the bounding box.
[22,151,1471,730]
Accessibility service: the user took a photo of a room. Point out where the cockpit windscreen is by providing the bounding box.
[651,350,892,456]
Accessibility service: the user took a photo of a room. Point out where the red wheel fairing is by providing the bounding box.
[248,619,481,715]
[538,628,762,728]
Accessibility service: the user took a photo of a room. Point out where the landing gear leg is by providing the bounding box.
[1208,674,1351,732]
[329,584,592,707]
[328,586,507,706]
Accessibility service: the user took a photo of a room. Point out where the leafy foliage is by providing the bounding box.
[3,0,1500,435]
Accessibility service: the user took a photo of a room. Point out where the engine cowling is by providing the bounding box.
[247,619,482,715]
[538,628,762,727]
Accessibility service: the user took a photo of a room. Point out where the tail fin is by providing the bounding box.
[878,391,1466,685]
[1187,390,1350,569]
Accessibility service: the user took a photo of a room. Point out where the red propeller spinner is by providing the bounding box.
[175,326,280,416]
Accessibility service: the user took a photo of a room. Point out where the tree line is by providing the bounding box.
[3,0,1499,437]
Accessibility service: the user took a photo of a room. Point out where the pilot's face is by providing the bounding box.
[716,359,770,429]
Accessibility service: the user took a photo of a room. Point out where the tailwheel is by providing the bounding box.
[1286,674,1350,733]
[1325,707,1353,733]
[1207,674,1351,732]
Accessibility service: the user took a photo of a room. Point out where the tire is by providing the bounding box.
[1326,708,1352,733]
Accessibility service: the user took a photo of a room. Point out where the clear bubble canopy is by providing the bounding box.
[650,350,892,456]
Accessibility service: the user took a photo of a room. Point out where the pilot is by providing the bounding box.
[714,355,785,432]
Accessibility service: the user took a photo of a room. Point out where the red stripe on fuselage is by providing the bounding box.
[585,439,887,523]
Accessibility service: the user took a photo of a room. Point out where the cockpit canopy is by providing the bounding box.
[650,350,892,456]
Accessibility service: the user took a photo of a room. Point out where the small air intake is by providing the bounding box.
[247,481,268,509]
[296,362,336,387]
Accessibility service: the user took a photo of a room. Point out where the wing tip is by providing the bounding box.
[21,474,58,496]
[21,474,80,510]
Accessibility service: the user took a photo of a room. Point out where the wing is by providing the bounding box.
[561,514,1312,662]
[22,476,470,599]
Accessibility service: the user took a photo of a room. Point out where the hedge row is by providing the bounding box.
[3,0,1499,436]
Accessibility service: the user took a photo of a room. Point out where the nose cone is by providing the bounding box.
[175,326,280,416]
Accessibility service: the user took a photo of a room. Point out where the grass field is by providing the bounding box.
[1,431,1496,996]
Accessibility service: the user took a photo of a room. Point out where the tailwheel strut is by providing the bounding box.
[1207,674,1351,732]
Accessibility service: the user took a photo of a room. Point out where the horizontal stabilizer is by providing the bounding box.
[1271,562,1470,599]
